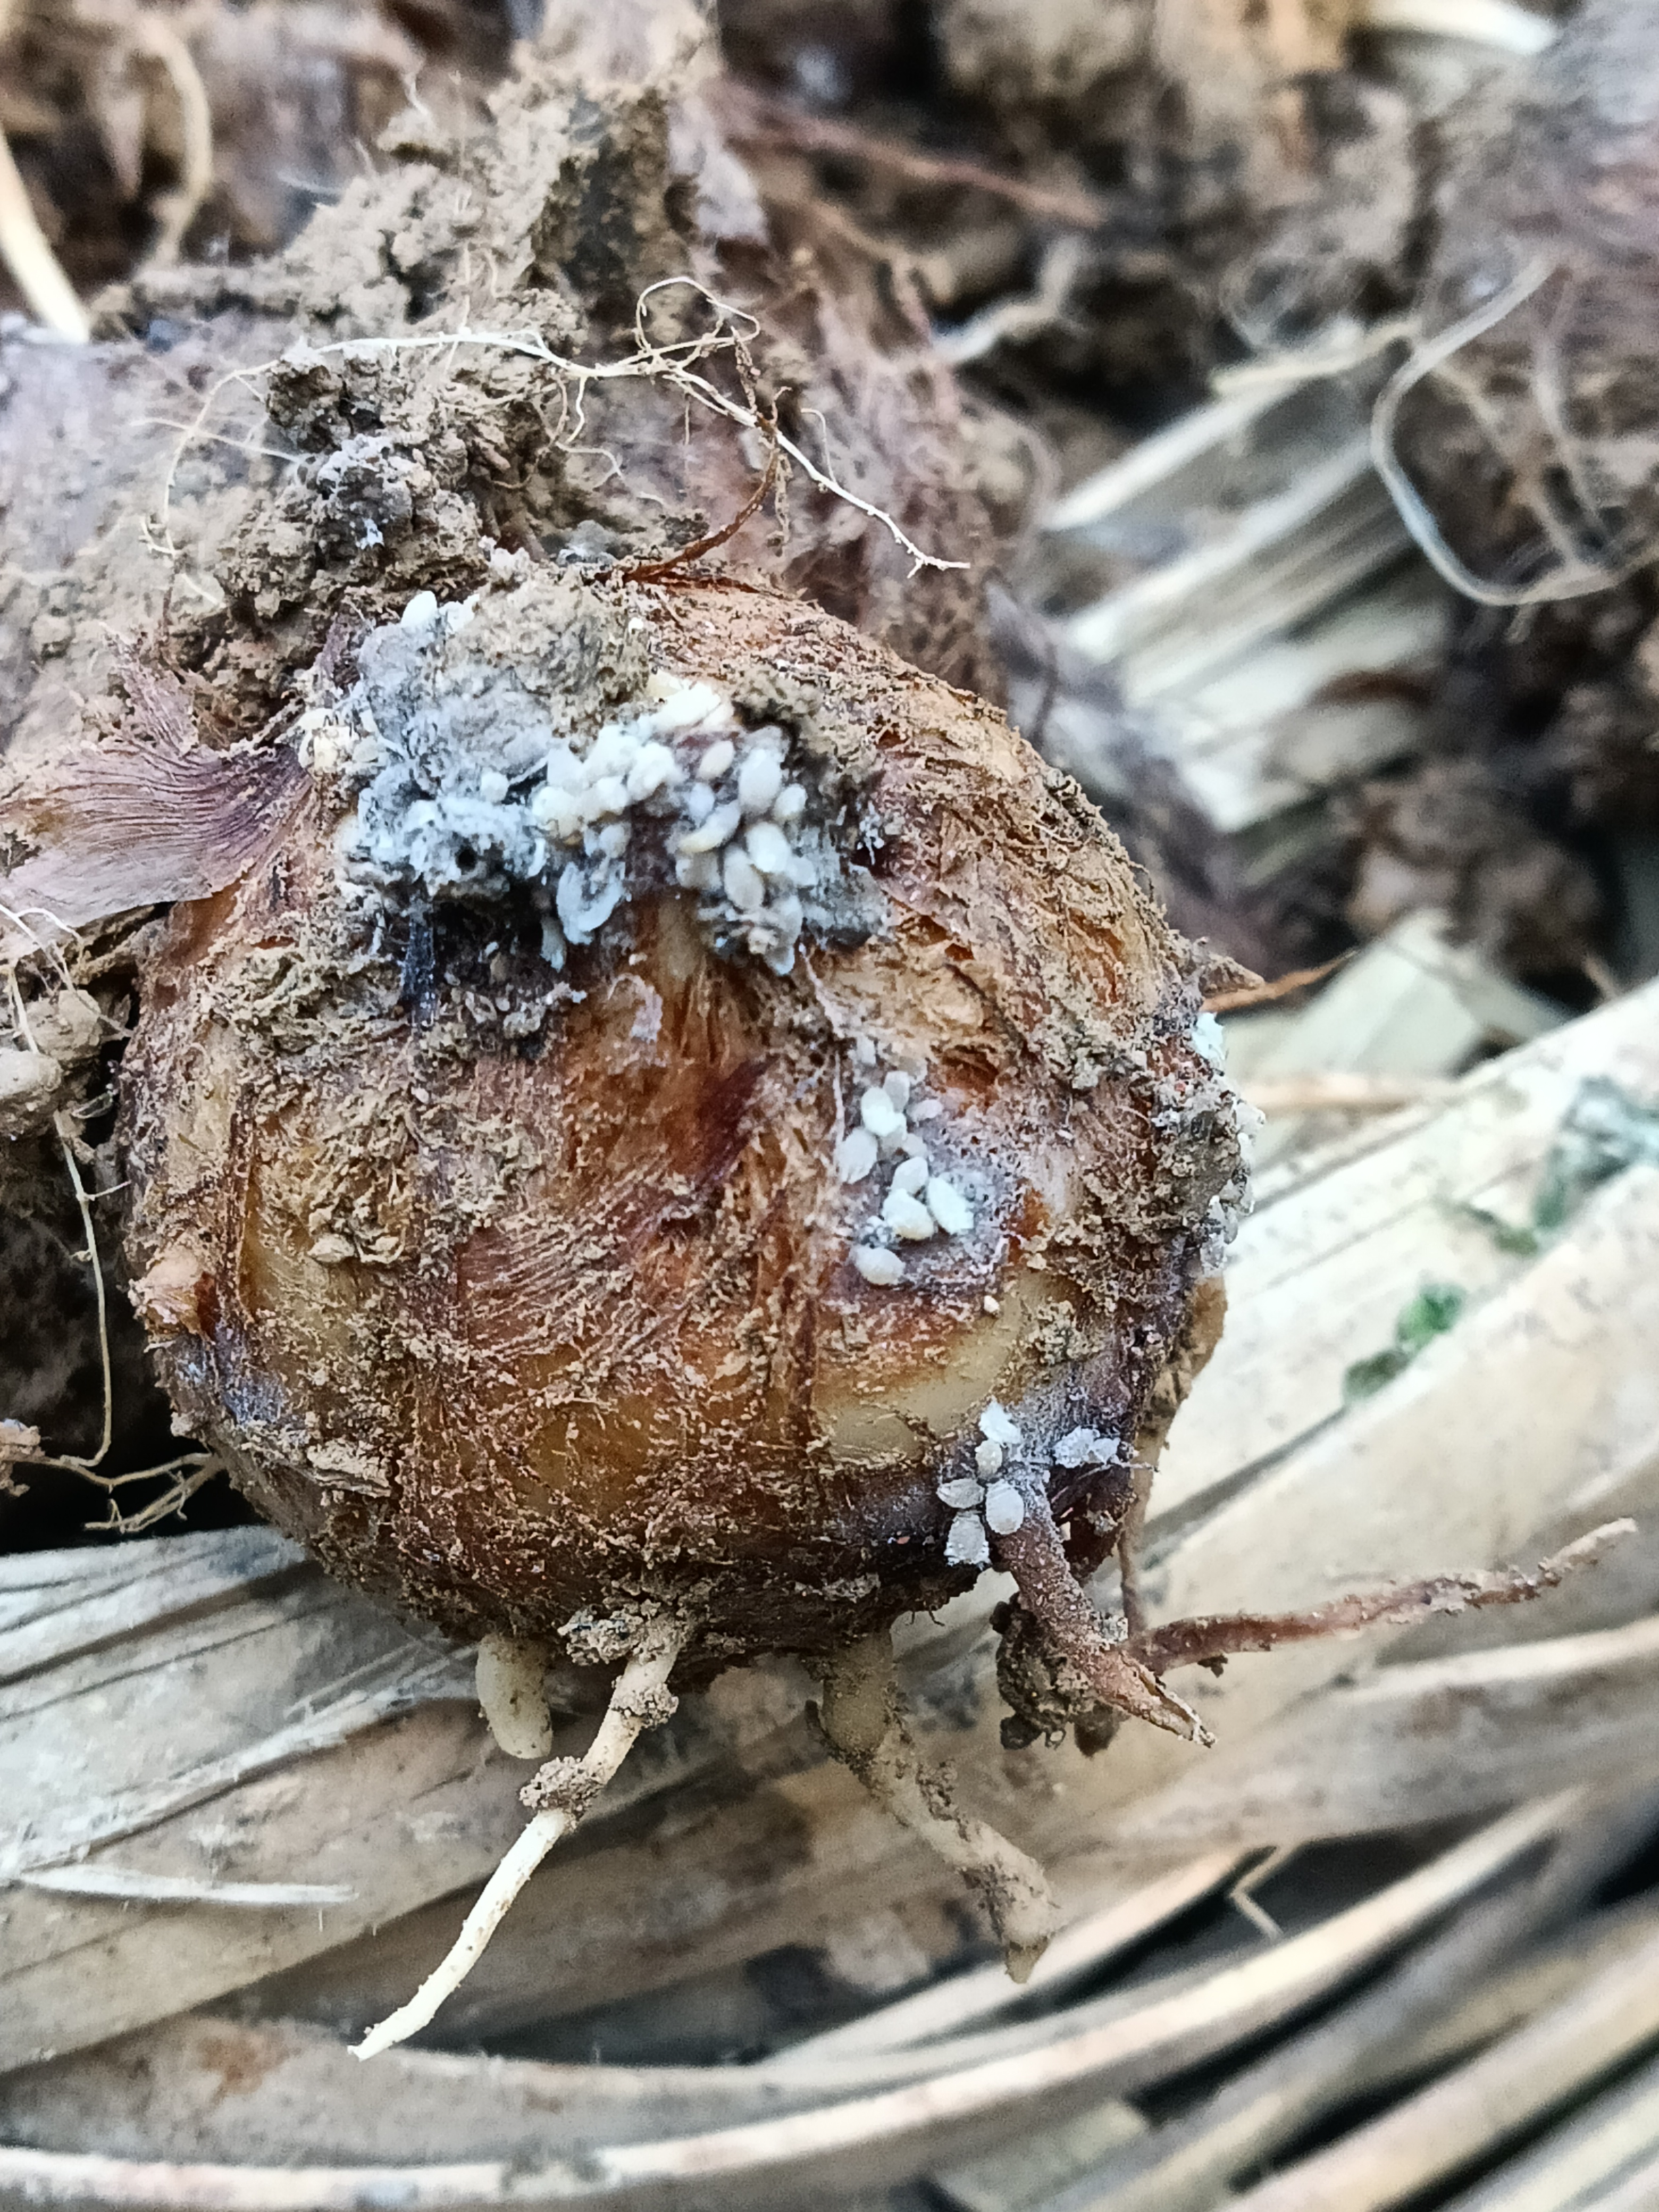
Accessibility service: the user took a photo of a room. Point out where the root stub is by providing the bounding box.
[354,1526,1633,2046]
[813,1632,1063,1977]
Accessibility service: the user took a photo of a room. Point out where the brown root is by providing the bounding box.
[353,1612,690,2059]
[995,1491,1212,1747]
[996,1519,1635,1758]
[1124,1522,1637,1678]
[813,1632,1061,1981]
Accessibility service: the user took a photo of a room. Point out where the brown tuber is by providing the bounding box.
[121,567,1247,1645]
[108,562,1622,2050]
[112,559,1254,2042]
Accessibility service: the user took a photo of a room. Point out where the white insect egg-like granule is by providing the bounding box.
[890,1154,929,1197]
[835,1128,879,1184]
[851,1244,905,1286]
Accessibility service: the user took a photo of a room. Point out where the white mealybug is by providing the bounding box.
[835,1128,880,1184]
[983,1481,1025,1536]
[890,1154,929,1197]
[722,850,767,915]
[736,747,785,818]
[881,1189,936,1241]
[851,1244,904,1286]
[937,1476,985,1511]
[743,819,793,876]
[677,800,742,855]
[945,1511,991,1569]
[625,742,679,802]
[1052,1426,1120,1469]
[925,1176,973,1236]
[859,1087,907,1143]
[979,1401,1023,1450]
[974,1438,1004,1479]
[649,681,728,735]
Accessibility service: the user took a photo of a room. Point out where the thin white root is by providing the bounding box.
[353,1615,689,2059]
[816,1633,1062,1980]
[150,279,967,577]
[0,123,88,342]
[475,1632,554,1761]
[934,235,1087,369]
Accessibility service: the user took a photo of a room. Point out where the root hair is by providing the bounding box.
[150,280,967,580]
[1372,257,1658,608]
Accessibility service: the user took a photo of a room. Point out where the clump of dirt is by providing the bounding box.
[1347,755,1605,982]
[717,0,1426,421]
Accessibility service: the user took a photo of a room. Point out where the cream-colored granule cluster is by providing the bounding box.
[834,1038,976,1288]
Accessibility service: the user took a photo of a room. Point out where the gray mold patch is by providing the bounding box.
[329,580,884,977]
